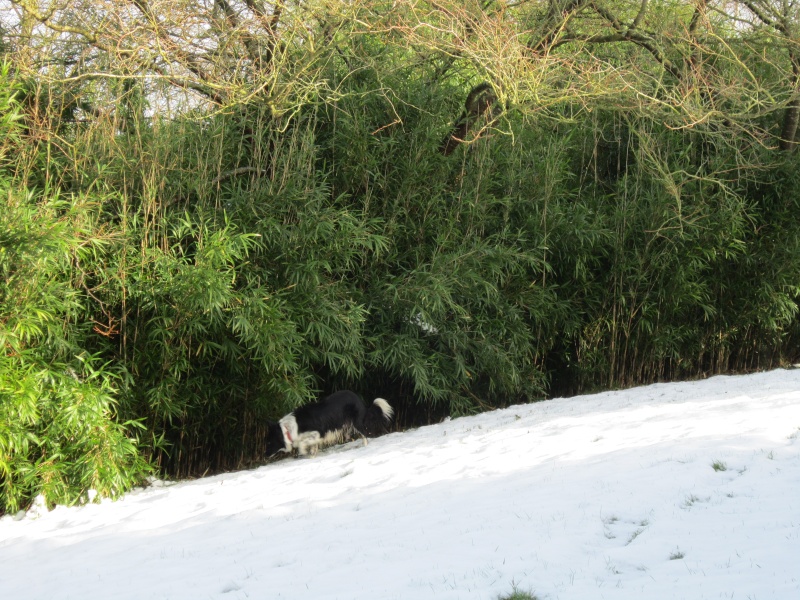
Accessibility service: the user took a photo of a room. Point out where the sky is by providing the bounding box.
[1,369,799,600]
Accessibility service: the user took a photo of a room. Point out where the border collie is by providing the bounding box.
[266,390,394,457]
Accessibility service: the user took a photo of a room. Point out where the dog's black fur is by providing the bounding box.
[266,390,394,457]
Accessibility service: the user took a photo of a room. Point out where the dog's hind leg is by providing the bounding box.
[345,423,368,447]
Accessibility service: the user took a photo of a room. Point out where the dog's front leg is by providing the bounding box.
[296,431,321,456]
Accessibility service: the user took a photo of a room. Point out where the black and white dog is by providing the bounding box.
[266,390,394,457]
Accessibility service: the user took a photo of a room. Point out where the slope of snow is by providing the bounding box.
[2,370,799,600]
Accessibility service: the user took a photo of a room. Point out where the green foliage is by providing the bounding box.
[112,210,300,474]
[0,188,150,514]
[497,584,540,600]
[0,61,21,172]
[3,3,800,511]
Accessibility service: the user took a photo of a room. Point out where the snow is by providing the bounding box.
[2,370,799,600]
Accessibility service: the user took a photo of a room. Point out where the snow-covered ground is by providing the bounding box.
[2,370,799,600]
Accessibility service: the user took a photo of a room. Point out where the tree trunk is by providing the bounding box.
[779,58,800,151]
[779,98,799,151]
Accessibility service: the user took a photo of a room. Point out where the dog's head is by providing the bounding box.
[265,420,292,458]
[278,414,298,450]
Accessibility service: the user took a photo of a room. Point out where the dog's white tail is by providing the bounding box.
[373,398,394,421]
